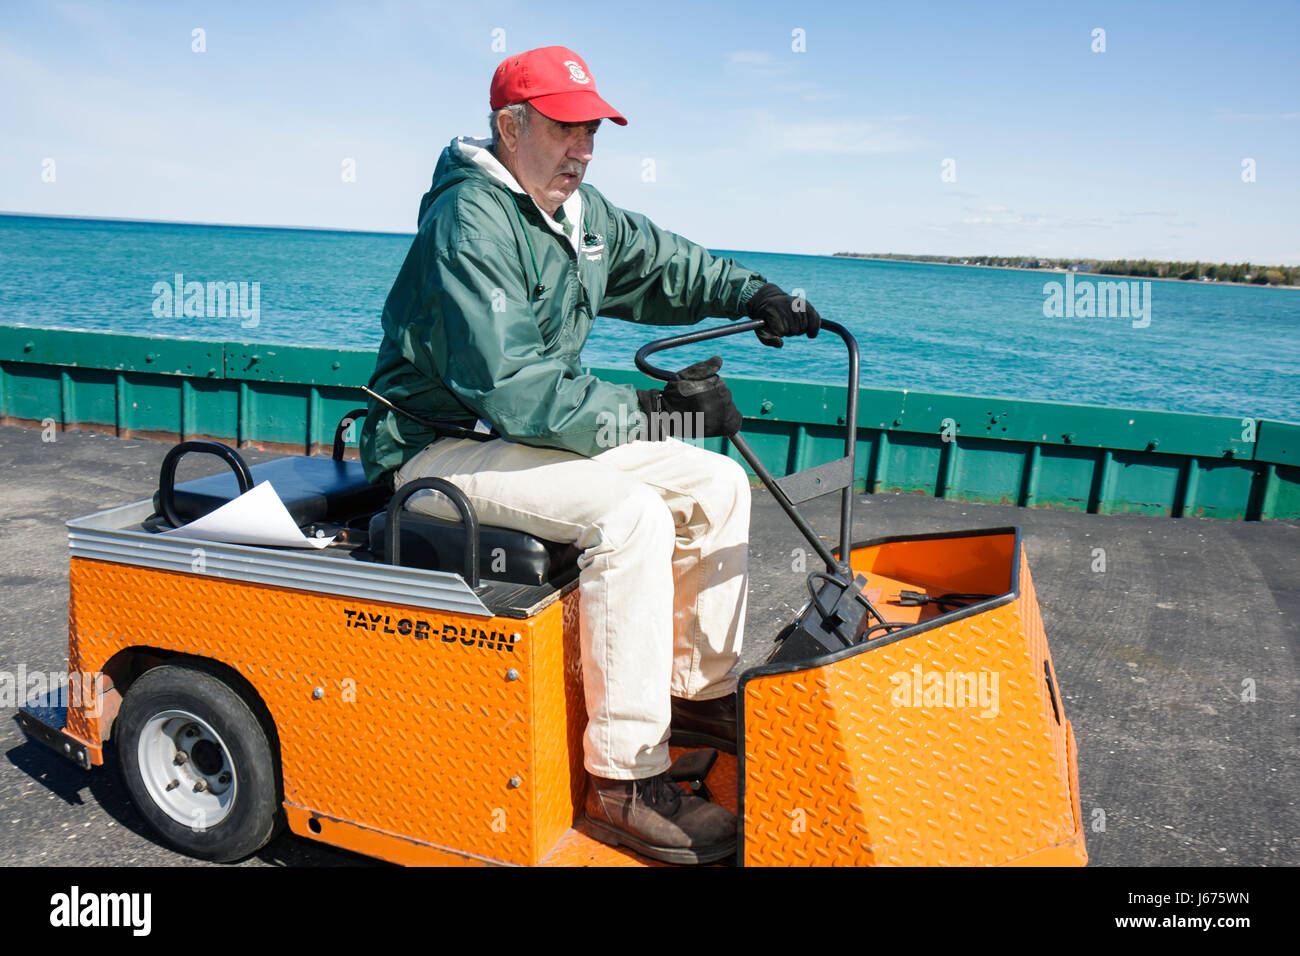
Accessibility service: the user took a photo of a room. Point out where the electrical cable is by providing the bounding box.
[864,621,909,640]
[892,590,994,612]
[807,571,900,646]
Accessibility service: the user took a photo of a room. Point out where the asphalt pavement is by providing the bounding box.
[1,424,1296,867]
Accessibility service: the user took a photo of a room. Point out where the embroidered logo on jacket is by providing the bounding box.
[581,231,605,261]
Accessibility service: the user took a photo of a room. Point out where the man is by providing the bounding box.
[359,46,819,864]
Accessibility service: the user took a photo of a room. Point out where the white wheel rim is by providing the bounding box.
[137,709,238,829]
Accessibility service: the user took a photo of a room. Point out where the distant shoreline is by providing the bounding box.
[834,255,1299,291]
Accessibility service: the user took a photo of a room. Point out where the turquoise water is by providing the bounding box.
[1,214,1296,422]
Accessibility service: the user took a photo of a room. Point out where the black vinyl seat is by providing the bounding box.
[154,455,390,527]
[368,510,580,587]
[151,410,582,589]
[154,410,389,529]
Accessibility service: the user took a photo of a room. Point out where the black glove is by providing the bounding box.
[636,356,742,439]
[745,282,822,348]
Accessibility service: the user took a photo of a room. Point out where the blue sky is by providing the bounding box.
[2,0,1297,263]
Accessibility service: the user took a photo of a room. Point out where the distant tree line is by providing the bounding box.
[1091,259,1296,285]
[834,253,1298,286]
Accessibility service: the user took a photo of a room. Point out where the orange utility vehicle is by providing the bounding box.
[16,321,1087,866]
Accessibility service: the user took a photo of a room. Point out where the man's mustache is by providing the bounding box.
[558,164,585,177]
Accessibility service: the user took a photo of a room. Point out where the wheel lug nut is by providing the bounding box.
[173,751,188,765]
[193,780,208,793]
[165,779,179,791]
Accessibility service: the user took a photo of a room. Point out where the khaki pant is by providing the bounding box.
[394,435,751,779]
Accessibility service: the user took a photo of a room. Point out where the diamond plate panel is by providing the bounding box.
[742,545,1082,867]
[531,587,586,859]
[68,556,579,866]
[1019,556,1072,802]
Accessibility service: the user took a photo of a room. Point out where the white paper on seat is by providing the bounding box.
[158,480,336,549]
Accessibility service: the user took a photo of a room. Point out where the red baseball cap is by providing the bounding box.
[490,46,627,126]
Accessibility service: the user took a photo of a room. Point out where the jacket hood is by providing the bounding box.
[418,136,583,252]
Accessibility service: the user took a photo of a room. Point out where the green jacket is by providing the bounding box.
[359,136,768,483]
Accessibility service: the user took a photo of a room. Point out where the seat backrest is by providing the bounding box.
[369,510,579,587]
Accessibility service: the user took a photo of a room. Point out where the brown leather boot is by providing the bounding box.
[583,771,736,865]
[669,694,738,754]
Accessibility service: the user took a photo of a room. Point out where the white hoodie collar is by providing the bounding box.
[456,136,583,256]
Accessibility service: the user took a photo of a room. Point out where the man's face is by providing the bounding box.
[510,110,600,215]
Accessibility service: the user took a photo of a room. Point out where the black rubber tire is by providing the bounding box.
[116,662,282,863]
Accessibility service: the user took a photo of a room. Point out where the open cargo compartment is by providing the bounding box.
[738,527,1087,866]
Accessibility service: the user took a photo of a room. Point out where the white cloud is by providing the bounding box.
[736,109,918,154]
[724,48,796,78]
[1213,111,1300,121]
[952,209,1110,231]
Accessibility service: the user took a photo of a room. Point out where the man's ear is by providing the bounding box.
[497,111,520,152]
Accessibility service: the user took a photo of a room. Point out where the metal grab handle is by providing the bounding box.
[385,478,481,588]
[332,407,368,462]
[634,318,766,381]
[158,441,255,529]
[632,318,861,574]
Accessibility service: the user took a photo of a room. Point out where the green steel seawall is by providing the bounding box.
[2,324,1296,520]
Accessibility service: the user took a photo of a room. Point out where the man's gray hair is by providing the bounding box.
[488,102,532,146]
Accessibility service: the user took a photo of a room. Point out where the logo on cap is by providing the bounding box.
[489,46,627,125]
